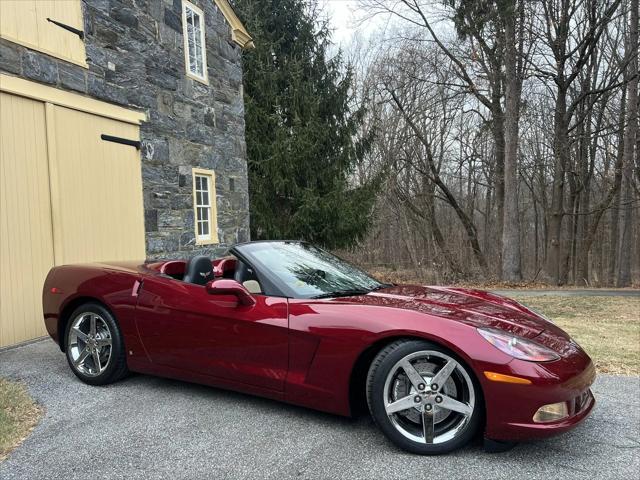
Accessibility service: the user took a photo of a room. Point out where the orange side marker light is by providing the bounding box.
[484,371,532,385]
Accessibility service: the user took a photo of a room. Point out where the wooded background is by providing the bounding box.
[237,0,640,287]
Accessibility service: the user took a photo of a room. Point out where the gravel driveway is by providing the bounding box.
[1,340,638,480]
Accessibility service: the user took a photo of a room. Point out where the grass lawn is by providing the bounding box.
[510,295,640,376]
[0,378,41,462]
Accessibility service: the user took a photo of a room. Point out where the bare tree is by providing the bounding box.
[345,0,639,286]
[618,0,639,286]
[361,0,510,274]
[501,0,526,280]
[528,0,623,284]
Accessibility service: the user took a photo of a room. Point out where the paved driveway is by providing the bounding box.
[1,341,638,480]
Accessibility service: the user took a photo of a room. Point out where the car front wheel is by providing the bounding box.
[367,339,482,454]
[65,302,128,386]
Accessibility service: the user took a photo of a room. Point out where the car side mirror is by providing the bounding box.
[205,279,256,306]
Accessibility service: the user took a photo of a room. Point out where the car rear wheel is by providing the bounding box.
[65,302,128,386]
[367,339,482,454]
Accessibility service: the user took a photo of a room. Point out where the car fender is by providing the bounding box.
[285,300,513,416]
[43,265,145,357]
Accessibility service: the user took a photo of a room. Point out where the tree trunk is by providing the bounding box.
[617,0,638,287]
[546,87,569,285]
[576,162,592,285]
[491,98,505,268]
[580,91,623,284]
[576,88,601,285]
[606,88,628,285]
[501,0,523,282]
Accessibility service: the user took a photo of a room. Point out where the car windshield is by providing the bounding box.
[234,242,384,298]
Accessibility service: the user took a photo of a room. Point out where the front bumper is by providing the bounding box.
[480,353,596,441]
[499,388,595,440]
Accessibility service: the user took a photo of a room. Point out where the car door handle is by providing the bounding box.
[131,280,143,297]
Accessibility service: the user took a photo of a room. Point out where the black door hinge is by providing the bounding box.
[101,134,141,150]
[47,18,84,40]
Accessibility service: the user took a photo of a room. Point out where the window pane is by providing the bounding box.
[197,221,203,236]
[201,208,209,222]
[193,15,202,76]
[201,176,209,192]
[195,176,201,190]
[184,5,204,78]
[202,191,209,206]
[201,221,209,236]
[189,32,197,75]
[189,25,198,74]
[196,191,203,207]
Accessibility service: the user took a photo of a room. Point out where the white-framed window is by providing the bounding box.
[181,1,208,84]
[192,168,218,244]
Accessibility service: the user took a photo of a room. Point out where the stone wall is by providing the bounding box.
[0,0,250,259]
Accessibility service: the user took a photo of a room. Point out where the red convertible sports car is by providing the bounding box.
[42,240,595,454]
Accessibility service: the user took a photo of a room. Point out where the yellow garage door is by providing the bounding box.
[0,77,146,347]
[0,93,55,346]
[0,0,87,67]
[48,105,146,264]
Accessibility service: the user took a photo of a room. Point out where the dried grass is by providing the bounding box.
[505,295,639,375]
[0,378,42,462]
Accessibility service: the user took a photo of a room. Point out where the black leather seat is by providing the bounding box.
[234,260,257,284]
[182,255,214,285]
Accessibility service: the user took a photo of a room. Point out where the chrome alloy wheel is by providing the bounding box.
[383,350,475,445]
[67,312,113,377]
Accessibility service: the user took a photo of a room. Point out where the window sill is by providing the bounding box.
[195,237,219,246]
[186,71,209,86]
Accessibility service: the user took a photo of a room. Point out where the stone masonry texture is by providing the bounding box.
[0,0,250,259]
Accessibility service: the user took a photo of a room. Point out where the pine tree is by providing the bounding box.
[233,0,379,249]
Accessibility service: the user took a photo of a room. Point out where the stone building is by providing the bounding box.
[0,0,252,347]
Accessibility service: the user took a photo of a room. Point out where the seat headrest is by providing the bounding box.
[182,255,214,285]
[213,257,237,278]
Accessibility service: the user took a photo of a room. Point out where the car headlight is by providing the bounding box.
[477,328,560,362]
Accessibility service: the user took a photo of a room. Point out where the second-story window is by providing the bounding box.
[182,1,208,84]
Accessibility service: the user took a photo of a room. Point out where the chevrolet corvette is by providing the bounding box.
[42,240,595,454]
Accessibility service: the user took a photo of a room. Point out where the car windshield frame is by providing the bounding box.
[231,241,385,299]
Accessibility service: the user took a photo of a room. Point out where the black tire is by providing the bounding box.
[64,302,128,386]
[366,339,482,455]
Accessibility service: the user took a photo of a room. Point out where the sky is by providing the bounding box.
[318,0,387,49]
[319,0,361,46]
[317,1,453,51]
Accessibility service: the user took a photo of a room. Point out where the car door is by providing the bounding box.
[134,274,288,392]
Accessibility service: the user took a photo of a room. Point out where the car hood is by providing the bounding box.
[336,285,556,339]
